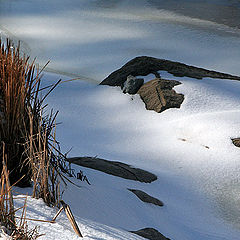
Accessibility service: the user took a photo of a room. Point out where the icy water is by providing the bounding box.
[0,0,240,81]
[1,0,240,235]
[148,0,240,29]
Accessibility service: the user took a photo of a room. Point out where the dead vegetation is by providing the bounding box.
[0,38,83,238]
[0,38,70,206]
[1,145,41,239]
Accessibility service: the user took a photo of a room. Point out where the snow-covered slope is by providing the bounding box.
[1,0,240,239]
[1,0,240,80]
[11,70,240,240]
[12,193,145,240]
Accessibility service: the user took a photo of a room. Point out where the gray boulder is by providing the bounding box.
[232,138,240,148]
[122,75,144,94]
[67,157,157,183]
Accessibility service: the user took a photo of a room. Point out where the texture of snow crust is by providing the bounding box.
[1,0,240,239]
[42,72,240,240]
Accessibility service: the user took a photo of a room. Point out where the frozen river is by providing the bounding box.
[1,1,240,238]
[1,0,240,81]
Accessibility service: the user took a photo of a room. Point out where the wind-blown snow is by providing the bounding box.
[37,70,240,240]
[1,0,240,239]
[12,193,144,240]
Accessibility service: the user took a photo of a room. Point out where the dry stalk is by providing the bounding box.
[0,38,70,207]
[0,144,41,239]
[0,143,15,232]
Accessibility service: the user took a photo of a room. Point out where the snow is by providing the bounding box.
[12,193,144,240]
[40,71,240,240]
[1,0,240,239]
[7,70,240,240]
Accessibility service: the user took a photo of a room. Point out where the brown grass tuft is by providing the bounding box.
[1,143,41,239]
[0,38,69,207]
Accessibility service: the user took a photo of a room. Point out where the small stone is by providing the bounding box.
[122,75,144,94]
[232,138,240,148]
[128,189,164,207]
[137,78,184,113]
[130,228,171,240]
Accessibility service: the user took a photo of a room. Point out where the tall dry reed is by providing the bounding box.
[0,39,39,186]
[0,143,15,233]
[0,38,67,207]
[1,143,41,239]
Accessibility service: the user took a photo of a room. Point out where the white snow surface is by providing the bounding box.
[1,0,240,239]
[7,71,240,240]
[11,193,145,240]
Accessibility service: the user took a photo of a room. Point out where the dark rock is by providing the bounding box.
[128,189,164,207]
[130,228,170,240]
[232,138,240,148]
[122,75,144,94]
[67,157,157,183]
[137,78,184,113]
[100,56,240,86]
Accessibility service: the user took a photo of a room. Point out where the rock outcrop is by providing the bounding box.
[67,157,157,183]
[128,189,164,206]
[122,75,144,94]
[130,228,170,240]
[137,78,184,113]
[232,138,240,148]
[100,56,240,86]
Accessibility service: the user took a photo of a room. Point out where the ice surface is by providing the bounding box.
[0,0,240,81]
[1,0,240,239]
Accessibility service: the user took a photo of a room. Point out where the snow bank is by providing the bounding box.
[12,194,144,240]
[1,0,240,239]
[43,70,240,239]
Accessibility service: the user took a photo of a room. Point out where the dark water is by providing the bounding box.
[1,0,240,79]
[95,0,240,29]
[148,0,240,29]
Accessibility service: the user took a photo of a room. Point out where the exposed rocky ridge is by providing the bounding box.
[100,56,240,86]
[130,228,170,240]
[67,157,157,183]
[128,189,164,207]
[137,78,184,113]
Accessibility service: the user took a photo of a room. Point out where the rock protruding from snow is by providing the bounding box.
[122,75,144,94]
[137,78,184,113]
[100,56,240,86]
[131,228,171,240]
[232,138,240,148]
[128,189,164,207]
[68,157,157,183]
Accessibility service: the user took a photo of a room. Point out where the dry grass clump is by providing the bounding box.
[24,109,62,206]
[0,38,41,187]
[0,38,68,207]
[0,146,15,235]
[1,145,41,239]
